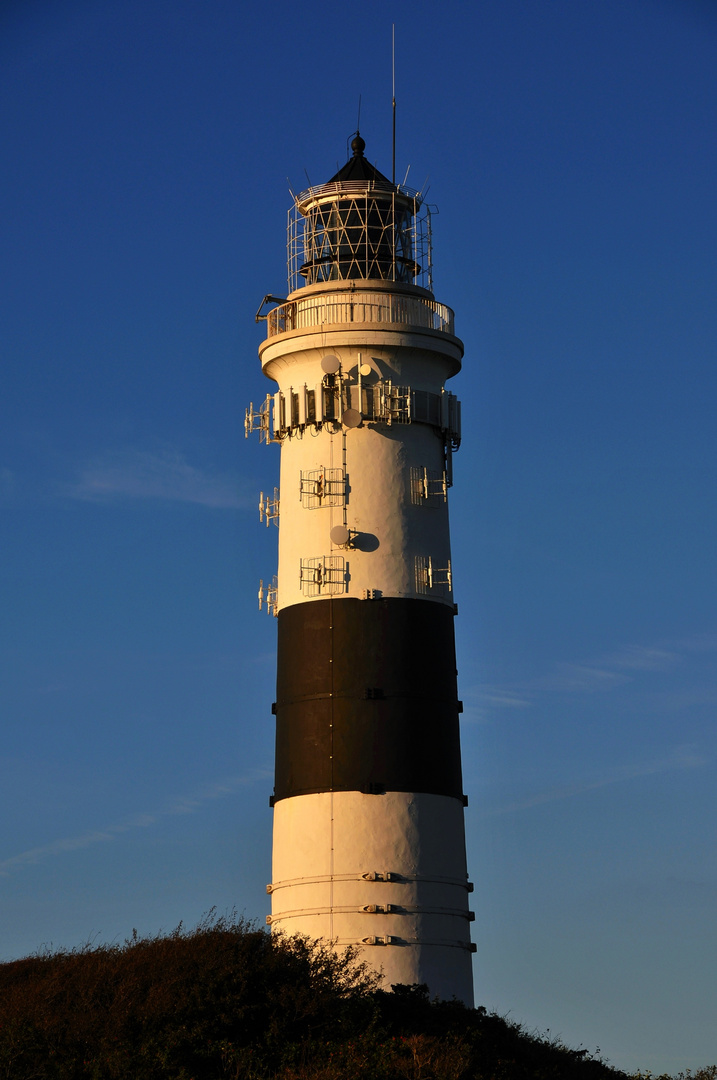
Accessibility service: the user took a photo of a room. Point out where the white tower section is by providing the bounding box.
[248,134,474,1004]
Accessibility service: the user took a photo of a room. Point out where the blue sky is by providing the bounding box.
[2,0,716,1072]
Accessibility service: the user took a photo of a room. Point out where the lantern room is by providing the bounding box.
[287,134,433,295]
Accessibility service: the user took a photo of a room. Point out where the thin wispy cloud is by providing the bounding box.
[468,634,714,716]
[0,771,270,877]
[536,663,631,694]
[482,744,707,817]
[607,645,680,672]
[477,689,531,709]
[67,448,249,509]
[461,685,532,723]
[535,640,686,695]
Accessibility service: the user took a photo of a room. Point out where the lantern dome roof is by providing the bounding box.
[326,133,394,187]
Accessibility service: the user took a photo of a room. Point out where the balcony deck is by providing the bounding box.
[266,291,455,338]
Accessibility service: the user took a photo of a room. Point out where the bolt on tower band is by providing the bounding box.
[247,133,474,1004]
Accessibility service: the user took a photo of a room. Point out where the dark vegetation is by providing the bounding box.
[0,912,698,1079]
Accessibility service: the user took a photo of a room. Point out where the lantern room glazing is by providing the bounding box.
[287,134,434,295]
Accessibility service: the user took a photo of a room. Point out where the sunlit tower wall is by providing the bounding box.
[246,134,475,1004]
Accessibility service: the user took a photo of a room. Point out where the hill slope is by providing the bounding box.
[0,912,634,1079]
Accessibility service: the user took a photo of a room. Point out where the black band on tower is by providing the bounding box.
[273,597,464,802]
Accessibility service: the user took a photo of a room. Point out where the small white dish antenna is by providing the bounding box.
[330,524,351,546]
[342,408,361,428]
[359,363,372,377]
[321,354,341,374]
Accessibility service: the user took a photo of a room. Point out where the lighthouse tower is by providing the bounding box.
[247,133,474,1004]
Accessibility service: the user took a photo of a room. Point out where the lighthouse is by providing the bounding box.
[247,133,474,1004]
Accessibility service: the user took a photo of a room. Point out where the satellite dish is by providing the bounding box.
[330,525,351,547]
[321,354,341,374]
[342,408,361,428]
[359,363,372,377]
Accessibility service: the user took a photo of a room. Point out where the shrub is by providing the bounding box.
[0,912,692,1079]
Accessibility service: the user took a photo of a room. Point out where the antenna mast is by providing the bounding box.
[392,24,396,185]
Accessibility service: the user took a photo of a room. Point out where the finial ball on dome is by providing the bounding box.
[351,133,366,156]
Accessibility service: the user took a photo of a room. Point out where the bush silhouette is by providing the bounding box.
[0,911,676,1079]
